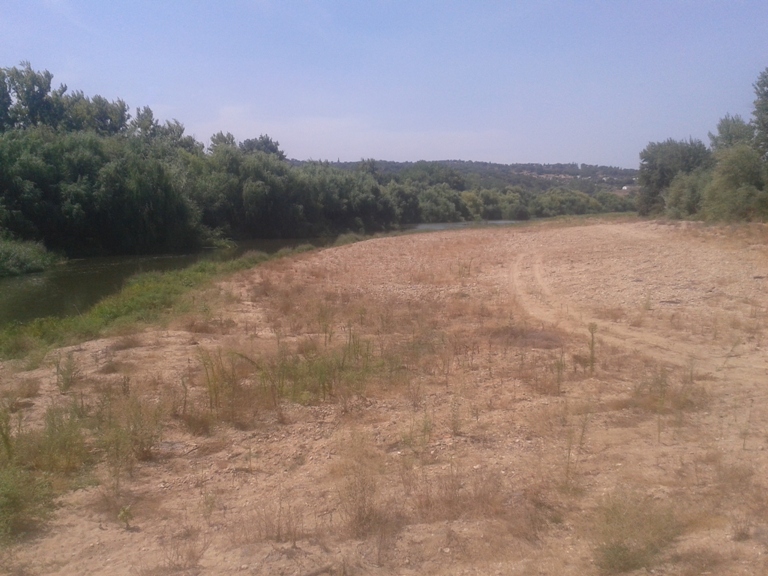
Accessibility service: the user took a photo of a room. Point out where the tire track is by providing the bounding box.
[509,231,768,390]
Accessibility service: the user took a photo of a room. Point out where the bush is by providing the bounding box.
[0,238,60,277]
[593,490,681,573]
[702,145,768,221]
[664,169,709,218]
[0,465,52,542]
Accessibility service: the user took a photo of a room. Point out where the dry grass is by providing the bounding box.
[3,221,768,574]
[591,490,682,573]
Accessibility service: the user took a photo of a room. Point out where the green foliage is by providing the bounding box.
[0,238,59,277]
[1,62,127,134]
[637,138,713,215]
[21,405,89,474]
[663,169,710,219]
[753,68,768,159]
[639,67,768,222]
[418,183,468,222]
[0,62,642,265]
[399,160,466,190]
[709,113,754,151]
[531,189,602,218]
[702,144,768,221]
[239,134,286,160]
[594,191,636,213]
[0,465,51,542]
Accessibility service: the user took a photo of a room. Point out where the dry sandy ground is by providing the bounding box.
[2,218,768,575]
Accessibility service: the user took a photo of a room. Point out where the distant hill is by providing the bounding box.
[290,159,638,190]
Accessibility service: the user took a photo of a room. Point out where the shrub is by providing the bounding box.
[593,490,681,573]
[0,465,52,542]
[0,238,60,278]
[701,145,768,221]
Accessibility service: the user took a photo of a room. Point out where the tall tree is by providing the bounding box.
[3,62,66,129]
[239,134,286,160]
[209,131,237,152]
[0,69,12,131]
[129,106,159,140]
[752,67,768,160]
[702,144,767,220]
[708,113,754,151]
[637,138,712,215]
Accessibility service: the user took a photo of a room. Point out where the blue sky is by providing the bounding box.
[1,1,767,168]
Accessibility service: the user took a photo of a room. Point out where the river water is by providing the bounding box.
[0,221,520,326]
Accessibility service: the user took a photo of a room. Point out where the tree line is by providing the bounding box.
[637,67,768,221]
[0,62,635,271]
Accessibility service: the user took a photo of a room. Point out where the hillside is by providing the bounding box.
[292,159,638,190]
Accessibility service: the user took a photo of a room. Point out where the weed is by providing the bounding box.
[11,405,89,475]
[0,380,40,413]
[730,514,753,541]
[0,465,52,542]
[255,495,307,544]
[118,504,133,530]
[161,523,211,571]
[199,348,258,428]
[592,490,681,573]
[178,408,215,436]
[0,405,12,461]
[554,349,565,394]
[124,394,163,461]
[53,351,82,393]
[672,547,725,576]
[94,384,164,491]
[339,463,383,538]
[450,393,462,436]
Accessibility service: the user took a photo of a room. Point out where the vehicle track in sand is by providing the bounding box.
[504,220,768,415]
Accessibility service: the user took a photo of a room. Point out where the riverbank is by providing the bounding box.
[0,245,317,361]
[3,218,767,575]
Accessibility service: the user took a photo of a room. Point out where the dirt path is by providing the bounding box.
[3,219,768,576]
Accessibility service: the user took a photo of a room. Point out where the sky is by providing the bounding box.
[1,1,767,168]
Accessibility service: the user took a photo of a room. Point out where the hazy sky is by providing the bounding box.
[1,1,767,168]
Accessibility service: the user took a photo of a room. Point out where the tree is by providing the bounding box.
[129,106,159,140]
[663,169,709,219]
[209,131,237,152]
[637,138,712,215]
[58,91,130,135]
[701,144,767,221]
[239,134,286,160]
[2,62,66,129]
[0,69,12,131]
[753,67,768,160]
[156,119,203,154]
[709,114,754,151]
